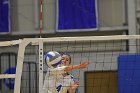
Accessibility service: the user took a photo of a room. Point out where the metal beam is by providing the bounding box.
[127,0,137,53]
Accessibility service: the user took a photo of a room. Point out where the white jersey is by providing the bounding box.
[57,74,74,93]
[43,66,74,93]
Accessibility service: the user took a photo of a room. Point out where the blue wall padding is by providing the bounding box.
[118,55,140,93]
[3,67,16,89]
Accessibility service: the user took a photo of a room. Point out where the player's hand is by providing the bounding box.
[77,61,90,69]
[64,62,90,72]
[70,81,79,90]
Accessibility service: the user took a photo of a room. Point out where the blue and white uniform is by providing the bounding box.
[43,66,74,93]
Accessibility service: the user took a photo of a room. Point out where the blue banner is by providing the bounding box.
[0,0,10,33]
[57,0,98,32]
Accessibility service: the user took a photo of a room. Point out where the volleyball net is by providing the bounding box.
[0,35,140,93]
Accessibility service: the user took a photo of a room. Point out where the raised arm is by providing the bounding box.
[64,61,90,72]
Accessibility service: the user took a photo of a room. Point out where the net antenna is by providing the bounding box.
[39,0,43,37]
[0,35,140,93]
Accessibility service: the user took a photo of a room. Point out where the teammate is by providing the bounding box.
[61,54,79,93]
[43,51,89,93]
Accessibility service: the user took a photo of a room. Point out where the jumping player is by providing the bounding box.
[43,51,89,93]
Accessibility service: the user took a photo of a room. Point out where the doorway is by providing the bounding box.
[85,71,117,93]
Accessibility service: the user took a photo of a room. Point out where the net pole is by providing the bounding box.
[39,41,43,93]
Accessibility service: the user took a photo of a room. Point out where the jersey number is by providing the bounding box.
[56,84,62,92]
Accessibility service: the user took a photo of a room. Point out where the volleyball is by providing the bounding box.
[44,51,61,68]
